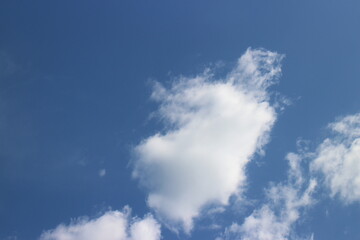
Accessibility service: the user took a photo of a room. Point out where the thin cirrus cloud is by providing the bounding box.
[132,48,284,233]
[39,207,161,240]
[219,153,317,240]
[311,113,360,203]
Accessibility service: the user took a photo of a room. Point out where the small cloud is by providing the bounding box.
[99,169,106,177]
[311,113,360,203]
[208,224,222,230]
[39,207,161,240]
[207,207,226,215]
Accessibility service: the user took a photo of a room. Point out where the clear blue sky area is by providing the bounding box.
[1,1,360,239]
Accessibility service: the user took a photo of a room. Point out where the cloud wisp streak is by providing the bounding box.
[219,153,317,240]
[133,48,284,232]
[39,207,161,240]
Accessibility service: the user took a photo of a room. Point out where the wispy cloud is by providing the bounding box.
[311,113,360,203]
[223,112,360,240]
[133,48,284,233]
[218,153,317,240]
[99,169,106,177]
[39,207,161,240]
[0,51,19,77]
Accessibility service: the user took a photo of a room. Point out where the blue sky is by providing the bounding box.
[1,1,360,239]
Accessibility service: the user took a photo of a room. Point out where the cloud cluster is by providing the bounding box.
[35,47,360,239]
[220,112,360,240]
[132,48,284,232]
[219,153,317,240]
[39,207,161,240]
[311,113,360,203]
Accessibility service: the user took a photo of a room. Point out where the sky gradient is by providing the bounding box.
[1,1,360,239]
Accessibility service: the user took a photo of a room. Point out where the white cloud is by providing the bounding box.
[223,112,360,240]
[99,169,106,177]
[39,207,161,240]
[311,113,360,203]
[129,216,162,240]
[133,48,284,232]
[218,153,317,240]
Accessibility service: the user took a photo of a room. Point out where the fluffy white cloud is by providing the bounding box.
[133,48,284,232]
[39,207,161,240]
[219,153,317,240]
[311,113,360,203]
